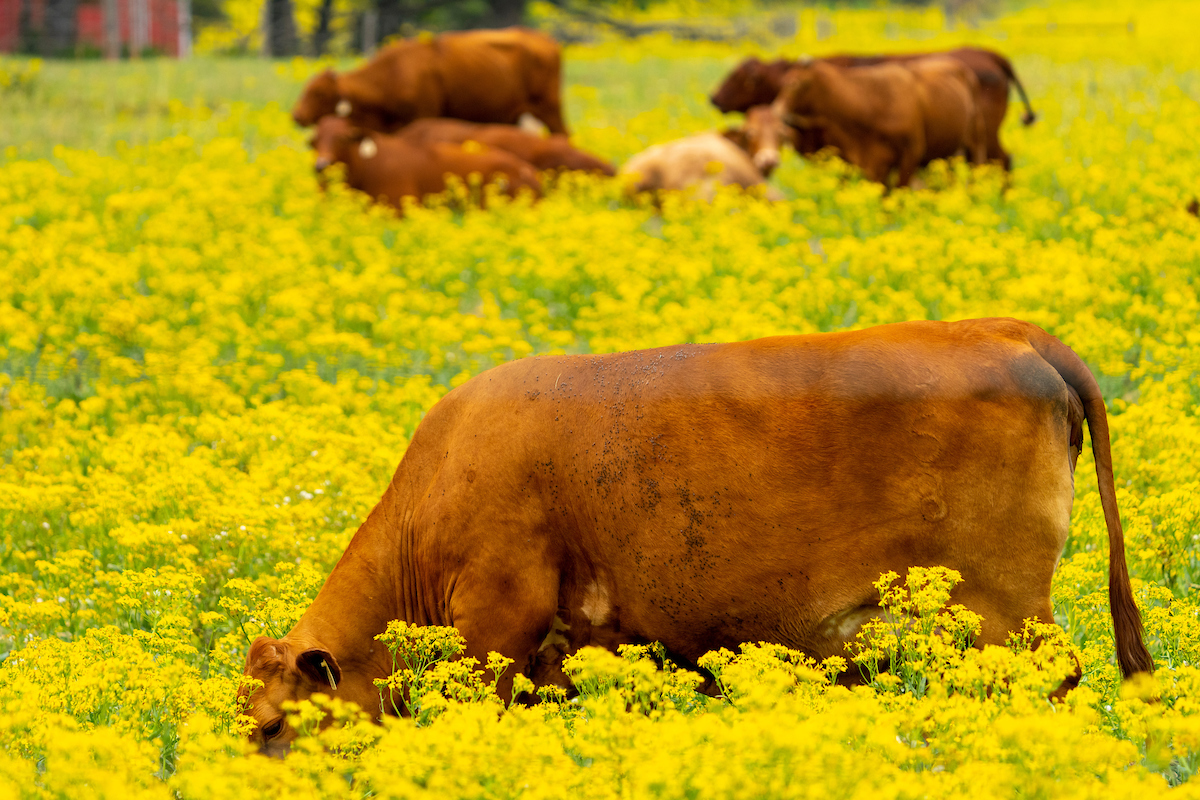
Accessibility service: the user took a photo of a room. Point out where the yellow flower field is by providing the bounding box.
[3,0,1200,795]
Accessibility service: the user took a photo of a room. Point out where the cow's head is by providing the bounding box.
[723,105,796,177]
[310,115,379,173]
[241,636,343,757]
[711,57,777,113]
[293,68,341,127]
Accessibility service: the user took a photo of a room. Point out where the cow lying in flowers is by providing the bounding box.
[619,131,782,201]
[309,115,542,213]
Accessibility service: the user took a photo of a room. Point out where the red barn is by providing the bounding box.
[0,0,184,56]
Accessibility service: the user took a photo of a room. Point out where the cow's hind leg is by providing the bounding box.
[988,129,1012,171]
[894,136,923,189]
[817,589,1079,697]
[960,592,1079,699]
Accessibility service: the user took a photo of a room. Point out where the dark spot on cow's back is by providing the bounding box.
[636,477,661,513]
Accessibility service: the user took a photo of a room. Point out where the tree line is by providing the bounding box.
[9,0,970,59]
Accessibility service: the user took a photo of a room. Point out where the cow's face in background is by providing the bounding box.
[292,69,340,127]
[740,105,797,177]
[711,57,774,113]
[309,115,374,173]
[241,636,341,757]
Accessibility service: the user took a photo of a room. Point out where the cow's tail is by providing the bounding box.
[992,52,1037,126]
[1029,327,1154,679]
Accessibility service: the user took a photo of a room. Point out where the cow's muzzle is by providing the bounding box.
[753,147,781,176]
[259,740,292,759]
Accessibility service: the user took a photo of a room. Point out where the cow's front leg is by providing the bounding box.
[447,555,562,702]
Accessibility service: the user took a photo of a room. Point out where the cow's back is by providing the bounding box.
[814,61,922,133]
[906,57,981,161]
[435,28,562,125]
[399,318,1078,667]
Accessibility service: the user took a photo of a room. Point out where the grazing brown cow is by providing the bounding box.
[905,57,987,165]
[242,317,1152,756]
[292,27,568,135]
[398,118,615,175]
[310,116,541,212]
[772,61,927,188]
[619,132,778,201]
[712,47,1035,169]
[720,105,798,177]
[770,59,985,174]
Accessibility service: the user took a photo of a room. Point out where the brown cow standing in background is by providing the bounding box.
[905,57,987,165]
[772,61,929,188]
[712,46,1035,169]
[772,58,987,185]
[309,116,541,213]
[240,317,1152,756]
[398,119,615,175]
[293,28,568,135]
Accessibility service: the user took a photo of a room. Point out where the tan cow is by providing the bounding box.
[720,104,798,178]
[292,27,568,135]
[242,317,1152,755]
[619,132,777,201]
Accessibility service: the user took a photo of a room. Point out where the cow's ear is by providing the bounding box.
[248,636,285,671]
[297,648,342,690]
[779,124,800,148]
[721,127,749,151]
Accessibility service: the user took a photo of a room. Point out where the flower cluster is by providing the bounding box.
[0,57,40,93]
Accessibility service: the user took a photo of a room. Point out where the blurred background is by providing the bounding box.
[0,0,1029,61]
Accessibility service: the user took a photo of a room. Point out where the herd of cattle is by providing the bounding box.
[292,27,1039,209]
[240,27,1160,754]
